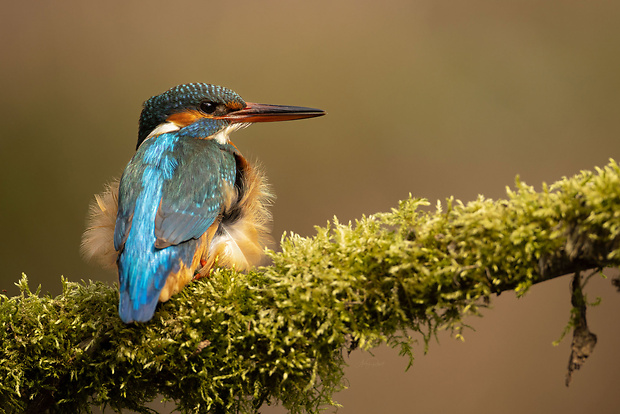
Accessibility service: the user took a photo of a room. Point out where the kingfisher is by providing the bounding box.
[82,83,325,323]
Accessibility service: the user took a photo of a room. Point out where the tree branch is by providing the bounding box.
[1,160,620,413]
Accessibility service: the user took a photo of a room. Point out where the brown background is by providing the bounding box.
[1,1,619,413]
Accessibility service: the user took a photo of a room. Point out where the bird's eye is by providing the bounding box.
[200,101,217,114]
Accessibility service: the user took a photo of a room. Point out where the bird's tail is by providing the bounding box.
[118,238,199,323]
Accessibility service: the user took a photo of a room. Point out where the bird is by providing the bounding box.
[81,83,325,323]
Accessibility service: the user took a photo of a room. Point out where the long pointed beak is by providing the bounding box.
[223,102,326,123]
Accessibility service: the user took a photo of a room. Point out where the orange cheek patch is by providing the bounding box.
[229,101,245,111]
[166,110,205,127]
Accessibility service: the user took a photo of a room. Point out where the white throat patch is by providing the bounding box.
[212,123,250,145]
[145,122,181,140]
[144,121,250,144]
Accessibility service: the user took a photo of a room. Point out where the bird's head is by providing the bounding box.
[137,83,325,149]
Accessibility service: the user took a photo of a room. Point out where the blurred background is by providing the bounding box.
[1,1,619,413]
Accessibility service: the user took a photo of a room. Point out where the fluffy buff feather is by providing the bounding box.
[81,179,120,269]
[207,162,273,273]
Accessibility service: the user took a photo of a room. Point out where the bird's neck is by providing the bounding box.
[144,120,249,145]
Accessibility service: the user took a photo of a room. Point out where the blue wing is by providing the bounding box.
[114,133,237,323]
[154,140,237,247]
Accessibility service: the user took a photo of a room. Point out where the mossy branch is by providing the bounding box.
[2,161,620,414]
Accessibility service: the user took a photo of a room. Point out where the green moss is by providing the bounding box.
[2,160,620,413]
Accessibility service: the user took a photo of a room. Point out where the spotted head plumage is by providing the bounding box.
[137,83,247,148]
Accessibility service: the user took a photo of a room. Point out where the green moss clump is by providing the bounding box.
[1,160,619,413]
